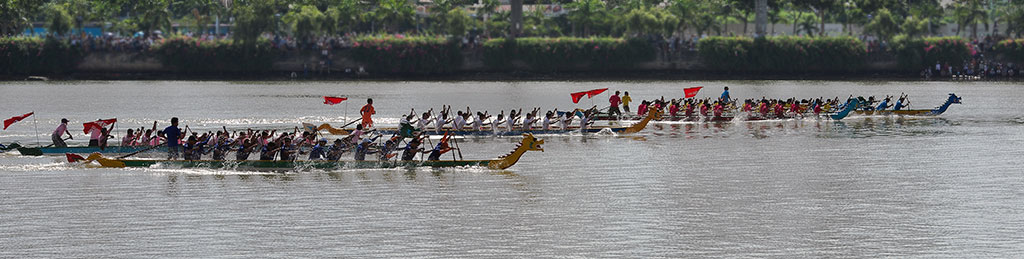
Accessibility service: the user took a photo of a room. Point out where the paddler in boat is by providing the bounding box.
[713,101,724,118]
[876,96,892,111]
[507,109,521,131]
[354,134,381,161]
[416,109,434,132]
[399,109,419,137]
[378,134,402,160]
[893,95,909,111]
[259,141,280,161]
[522,107,541,130]
[307,138,329,160]
[97,127,114,150]
[427,132,456,160]
[434,105,452,133]
[542,110,557,130]
[211,137,233,161]
[326,139,347,160]
[473,111,490,131]
[558,110,572,130]
[400,135,427,161]
[350,124,365,145]
[453,108,468,130]
[88,119,116,147]
[278,137,298,161]
[360,98,375,129]
[51,118,72,148]
[579,106,598,131]
[491,111,505,133]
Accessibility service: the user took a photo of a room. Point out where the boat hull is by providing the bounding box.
[372,126,628,136]
[18,146,168,156]
[110,159,496,170]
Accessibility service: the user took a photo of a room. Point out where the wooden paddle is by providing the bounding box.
[117,143,165,159]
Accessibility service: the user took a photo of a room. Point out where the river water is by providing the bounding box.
[1,80,1022,257]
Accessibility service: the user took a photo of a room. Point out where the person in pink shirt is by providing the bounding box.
[51,119,72,147]
[608,91,622,118]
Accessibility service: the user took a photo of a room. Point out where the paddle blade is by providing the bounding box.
[684,87,703,98]
[66,153,85,163]
[3,112,33,130]
[324,96,347,105]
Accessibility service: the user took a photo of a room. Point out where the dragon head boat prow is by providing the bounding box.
[489,133,544,170]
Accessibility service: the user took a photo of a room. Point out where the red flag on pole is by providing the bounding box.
[3,112,33,130]
[570,91,588,103]
[324,96,348,105]
[586,88,608,98]
[570,88,610,103]
[684,86,703,98]
[82,118,117,134]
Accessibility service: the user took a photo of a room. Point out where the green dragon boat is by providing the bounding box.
[71,134,544,170]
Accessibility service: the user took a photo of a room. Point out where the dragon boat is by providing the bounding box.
[314,109,662,136]
[853,93,961,116]
[16,145,168,156]
[594,99,859,122]
[68,134,545,170]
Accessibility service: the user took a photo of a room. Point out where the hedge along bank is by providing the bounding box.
[151,37,282,74]
[0,37,84,75]
[483,37,655,71]
[697,36,867,73]
[993,39,1024,63]
[891,36,972,71]
[349,35,462,74]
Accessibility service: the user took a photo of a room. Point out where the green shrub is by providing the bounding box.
[0,37,84,75]
[993,39,1024,62]
[697,36,866,72]
[482,37,655,71]
[151,37,281,73]
[891,36,971,71]
[350,35,462,74]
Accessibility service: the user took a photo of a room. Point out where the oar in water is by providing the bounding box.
[40,137,72,148]
[117,143,166,159]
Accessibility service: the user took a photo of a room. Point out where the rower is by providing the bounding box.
[51,118,72,148]
[894,95,908,111]
[427,133,455,160]
[354,136,380,161]
[279,137,298,161]
[360,98,375,129]
[560,110,574,130]
[713,101,724,118]
[98,127,114,150]
[260,141,279,160]
[507,109,521,131]
[122,129,136,146]
[236,139,257,160]
[877,96,891,111]
[473,111,489,131]
[417,110,434,132]
[542,110,556,130]
[401,136,426,161]
[491,112,505,133]
[453,110,467,130]
[212,138,232,160]
[350,124,364,145]
[378,134,402,160]
[326,139,347,161]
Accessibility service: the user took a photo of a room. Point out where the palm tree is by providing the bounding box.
[567,0,607,36]
[954,0,988,38]
[372,0,415,33]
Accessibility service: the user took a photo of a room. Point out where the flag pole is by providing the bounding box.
[32,112,39,147]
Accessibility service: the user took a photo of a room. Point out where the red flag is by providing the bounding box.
[66,153,86,163]
[586,88,608,98]
[82,118,117,134]
[570,88,609,104]
[3,112,33,130]
[324,96,347,105]
[684,86,703,98]
[570,91,588,103]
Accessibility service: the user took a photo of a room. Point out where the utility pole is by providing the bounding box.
[509,0,523,40]
[755,0,767,37]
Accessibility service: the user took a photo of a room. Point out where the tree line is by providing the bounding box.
[3,0,1024,43]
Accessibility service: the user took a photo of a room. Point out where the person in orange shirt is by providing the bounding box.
[360,98,375,128]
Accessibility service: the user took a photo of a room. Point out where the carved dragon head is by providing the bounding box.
[948,93,962,104]
[520,133,544,152]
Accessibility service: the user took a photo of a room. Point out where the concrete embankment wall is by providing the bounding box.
[72,51,900,74]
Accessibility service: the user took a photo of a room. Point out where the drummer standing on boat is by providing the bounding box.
[52,118,72,147]
[360,98,375,129]
[608,91,622,118]
[621,92,632,113]
[164,117,182,159]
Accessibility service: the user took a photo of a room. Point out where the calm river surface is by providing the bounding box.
[1,80,1023,257]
